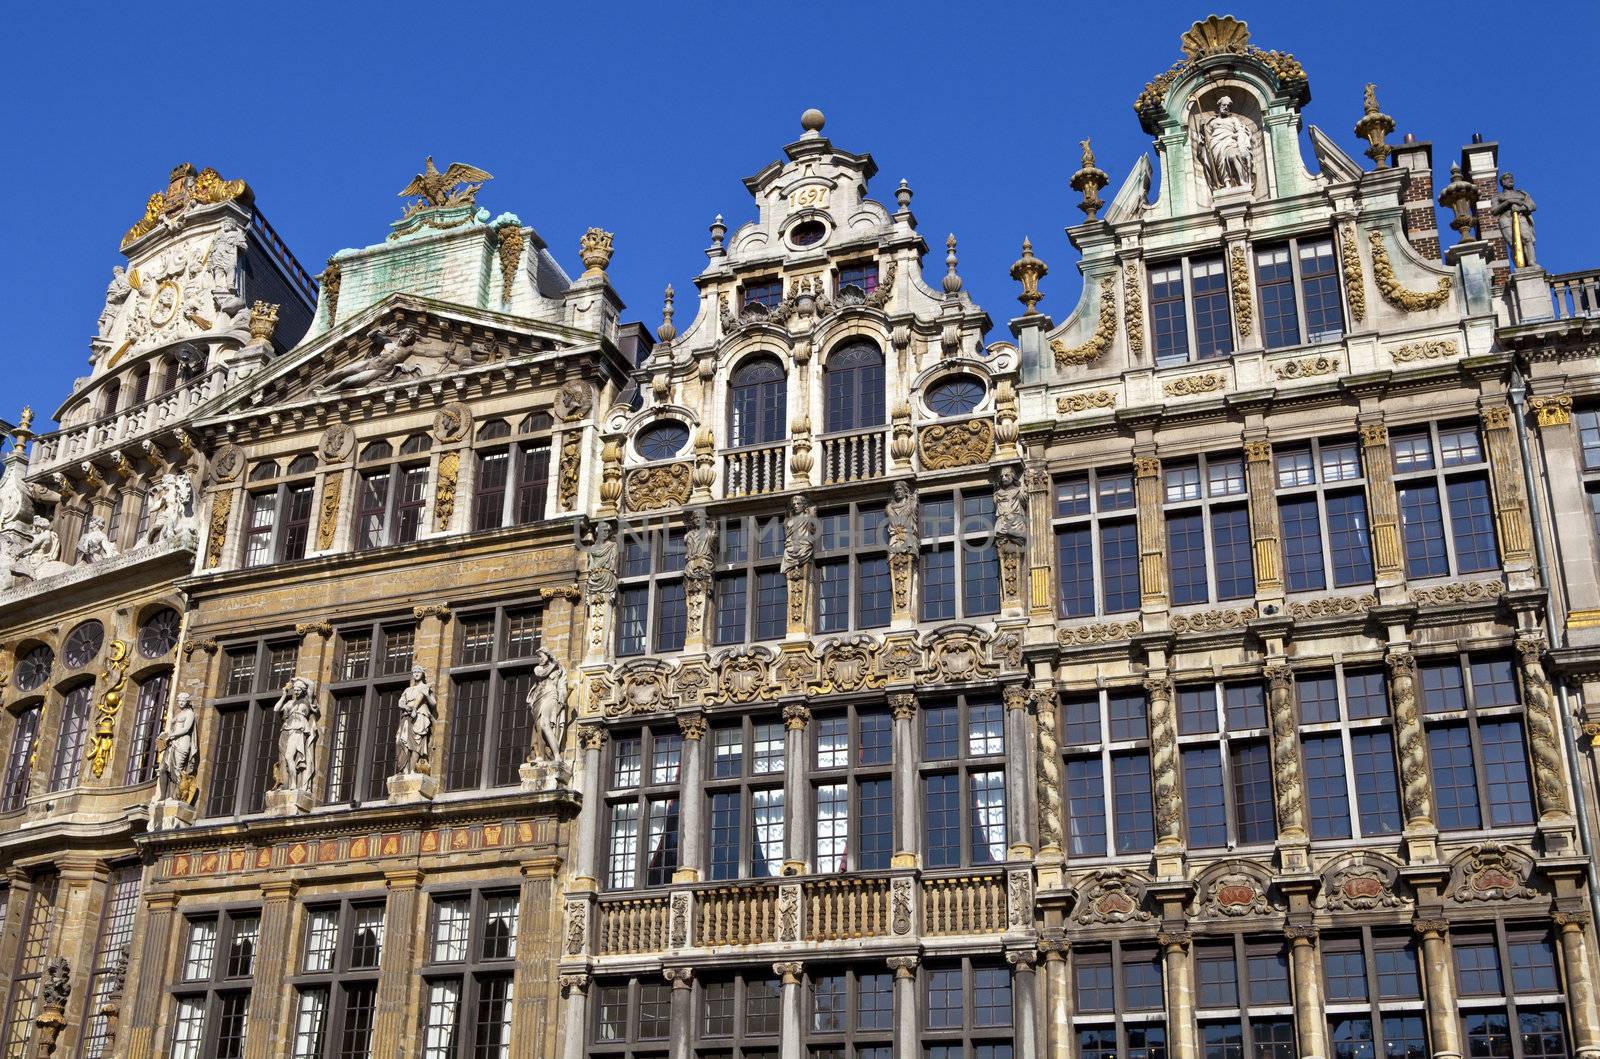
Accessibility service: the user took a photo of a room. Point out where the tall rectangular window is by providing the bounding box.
[616,527,688,656]
[1074,943,1165,1059]
[1177,682,1275,848]
[46,684,94,792]
[469,415,554,532]
[1422,652,1536,831]
[813,707,894,872]
[79,865,141,1059]
[816,502,892,632]
[205,640,299,818]
[920,490,1000,621]
[0,874,58,1059]
[1254,235,1345,350]
[1165,454,1253,605]
[922,695,1007,867]
[242,454,318,566]
[1393,422,1499,579]
[603,727,682,890]
[1296,668,1402,840]
[707,716,785,880]
[421,890,518,1059]
[290,901,384,1059]
[1054,469,1139,618]
[921,959,1014,1059]
[445,604,543,792]
[2,703,41,811]
[325,622,416,805]
[170,908,259,1059]
[1194,936,1293,1059]
[1274,439,1373,592]
[1453,925,1568,1059]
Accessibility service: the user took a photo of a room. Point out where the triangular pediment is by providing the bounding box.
[201,293,611,419]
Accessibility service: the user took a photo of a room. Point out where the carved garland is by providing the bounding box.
[557,433,581,510]
[1228,245,1253,335]
[1056,390,1117,415]
[1391,339,1459,363]
[1123,263,1144,356]
[205,491,232,569]
[919,421,995,470]
[496,222,525,306]
[1051,278,1117,367]
[1338,223,1367,324]
[1369,230,1451,312]
[1058,620,1142,645]
[316,476,342,550]
[623,462,693,512]
[433,452,460,531]
[1272,355,1341,381]
[1163,372,1228,397]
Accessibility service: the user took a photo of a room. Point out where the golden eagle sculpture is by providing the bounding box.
[398,157,493,212]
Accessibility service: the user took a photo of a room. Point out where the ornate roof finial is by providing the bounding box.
[707,213,727,258]
[1353,82,1396,166]
[657,285,678,344]
[896,179,913,212]
[579,228,615,277]
[1010,238,1049,314]
[942,234,963,295]
[398,157,493,216]
[1438,163,1480,245]
[17,406,33,435]
[1179,15,1251,59]
[800,108,826,137]
[1070,138,1111,221]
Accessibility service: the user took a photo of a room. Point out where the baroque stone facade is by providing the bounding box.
[3,15,1600,1059]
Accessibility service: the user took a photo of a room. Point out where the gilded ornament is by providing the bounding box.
[495,222,525,305]
[86,640,130,778]
[1272,354,1341,380]
[810,637,884,695]
[557,433,581,510]
[579,228,615,276]
[1055,390,1117,415]
[1057,620,1141,646]
[433,452,460,532]
[1134,455,1161,479]
[398,157,492,214]
[1179,14,1252,58]
[1287,594,1375,620]
[1408,580,1503,607]
[1228,245,1253,335]
[1529,393,1573,428]
[317,258,342,328]
[622,462,692,513]
[1368,230,1451,312]
[1353,82,1396,165]
[205,490,232,568]
[1338,224,1367,324]
[1163,372,1228,397]
[1009,238,1048,312]
[432,402,472,443]
[1123,263,1144,356]
[1068,140,1110,221]
[918,421,995,470]
[1050,278,1117,367]
[1243,439,1272,463]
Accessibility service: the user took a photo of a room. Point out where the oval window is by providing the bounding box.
[925,375,986,417]
[13,645,53,692]
[139,607,182,659]
[63,621,105,670]
[637,422,691,462]
[789,220,827,247]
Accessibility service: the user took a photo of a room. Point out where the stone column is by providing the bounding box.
[53,856,112,1059]
[1008,950,1041,1059]
[674,712,708,882]
[1515,636,1574,823]
[1243,438,1284,598]
[571,725,607,888]
[1285,924,1327,1059]
[514,856,562,1059]
[1555,912,1600,1059]
[1025,465,1055,617]
[776,961,804,1059]
[1160,930,1197,1059]
[1134,455,1168,608]
[1004,684,1034,857]
[371,869,423,1059]
[1034,688,1064,866]
[1359,422,1405,588]
[882,956,918,1059]
[665,967,694,1059]
[241,880,299,1059]
[889,693,919,867]
[1039,936,1071,1059]
[1263,663,1309,872]
[558,974,590,1059]
[1413,918,1462,1059]
[0,869,32,986]
[782,704,811,875]
[1478,402,1536,580]
[1527,394,1600,618]
[1145,676,1184,877]
[120,891,178,1059]
[1387,651,1439,862]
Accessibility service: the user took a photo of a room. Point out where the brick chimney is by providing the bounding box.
[1461,137,1508,289]
[1390,134,1440,261]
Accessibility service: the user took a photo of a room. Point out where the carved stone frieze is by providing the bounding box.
[811,636,884,694]
[1055,390,1117,415]
[1228,245,1253,335]
[919,626,995,685]
[890,877,913,935]
[1445,843,1539,903]
[1391,339,1459,363]
[1195,866,1279,919]
[1272,354,1341,380]
[1171,606,1256,634]
[1287,594,1375,620]
[918,421,995,470]
[1123,263,1144,356]
[1072,871,1152,926]
[1409,580,1503,607]
[709,646,778,704]
[1321,855,1407,912]
[1051,277,1117,368]
[1057,620,1142,646]
[1163,372,1228,397]
[623,462,692,513]
[564,900,587,956]
[606,661,675,718]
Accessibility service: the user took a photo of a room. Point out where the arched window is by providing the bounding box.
[728,357,786,448]
[155,355,178,395]
[1,701,41,810]
[130,366,151,407]
[99,379,121,419]
[356,437,429,551]
[926,375,986,417]
[636,422,690,462]
[472,418,551,531]
[13,646,53,692]
[138,607,182,659]
[823,343,885,432]
[63,620,105,669]
[244,455,316,567]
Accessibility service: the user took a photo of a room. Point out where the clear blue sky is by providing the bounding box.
[5,0,1596,426]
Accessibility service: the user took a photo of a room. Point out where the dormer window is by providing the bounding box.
[788,220,827,247]
[742,278,783,310]
[1255,236,1345,350]
[1151,256,1234,366]
[99,379,122,418]
[838,262,879,295]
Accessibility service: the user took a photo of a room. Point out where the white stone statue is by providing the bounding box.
[683,509,718,593]
[75,515,119,564]
[97,266,134,339]
[1492,172,1537,267]
[156,692,198,803]
[19,516,59,566]
[993,467,1029,547]
[884,481,919,558]
[394,666,436,775]
[207,223,248,291]
[316,326,424,393]
[526,649,571,764]
[584,521,618,600]
[1194,95,1256,190]
[144,473,196,547]
[272,678,320,795]
[780,495,816,573]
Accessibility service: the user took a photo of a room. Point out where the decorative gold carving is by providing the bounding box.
[496,222,525,305]
[1135,455,1161,479]
[1074,871,1152,926]
[1123,263,1144,356]
[598,440,623,513]
[1051,278,1116,367]
[294,621,334,640]
[890,401,915,466]
[1171,606,1255,634]
[1387,652,1432,827]
[1338,223,1367,323]
[1228,245,1253,336]
[317,258,341,327]
[577,725,607,751]
[399,157,492,213]
[1244,439,1272,463]
[205,490,232,568]
[433,401,471,443]
[1287,594,1375,620]
[315,476,341,551]
[121,164,250,247]
[1009,238,1048,313]
[579,228,615,277]
[1272,354,1341,380]
[1057,620,1141,646]
[1360,422,1389,447]
[1069,139,1111,221]
[1180,13,1251,57]
[1163,372,1228,397]
[1517,635,1570,817]
[557,433,581,510]
[1055,390,1117,415]
[1369,230,1451,312]
[1412,917,1450,939]
[87,640,130,778]
[919,421,995,470]
[889,553,914,616]
[1409,580,1503,607]
[782,703,811,732]
[1529,393,1573,427]
[433,452,460,531]
[623,462,692,513]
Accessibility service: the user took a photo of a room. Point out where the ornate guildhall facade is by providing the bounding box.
[3,14,1600,1059]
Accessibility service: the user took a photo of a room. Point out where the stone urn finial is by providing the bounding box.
[1070,138,1110,220]
[579,228,614,277]
[1353,82,1396,165]
[1010,238,1049,314]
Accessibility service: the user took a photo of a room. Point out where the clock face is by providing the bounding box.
[63,621,105,670]
[14,646,53,692]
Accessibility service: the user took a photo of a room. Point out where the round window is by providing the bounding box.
[925,375,986,417]
[788,219,827,247]
[13,646,53,692]
[637,421,691,462]
[63,621,105,670]
[139,608,182,659]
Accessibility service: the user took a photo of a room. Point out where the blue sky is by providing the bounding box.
[4,0,1596,425]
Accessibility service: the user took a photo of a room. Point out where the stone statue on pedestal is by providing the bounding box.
[584,520,618,600]
[272,678,320,797]
[75,515,118,564]
[526,650,571,764]
[394,666,436,775]
[1193,95,1256,190]
[781,495,816,573]
[1492,172,1537,267]
[885,481,919,558]
[156,692,198,804]
[144,473,196,548]
[993,467,1030,547]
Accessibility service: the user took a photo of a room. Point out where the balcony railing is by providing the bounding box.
[1550,270,1600,320]
[723,443,785,499]
[595,895,672,955]
[804,876,891,941]
[29,366,228,477]
[922,872,1008,936]
[820,427,887,485]
[697,884,780,947]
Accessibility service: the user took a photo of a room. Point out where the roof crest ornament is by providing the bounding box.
[398,157,493,217]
